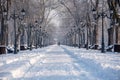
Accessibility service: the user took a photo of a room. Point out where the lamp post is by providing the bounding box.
[10,9,25,54]
[92,5,106,53]
[68,32,71,46]
[78,28,81,48]
[69,33,71,46]
[29,24,33,51]
[86,20,89,50]
[35,20,38,49]
[39,26,42,48]
[101,8,105,53]
[70,29,73,46]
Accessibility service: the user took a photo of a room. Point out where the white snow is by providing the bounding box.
[0,45,120,80]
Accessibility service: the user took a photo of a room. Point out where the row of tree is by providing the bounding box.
[0,0,120,54]
[57,0,120,52]
[0,0,59,54]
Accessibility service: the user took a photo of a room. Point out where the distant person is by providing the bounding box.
[58,42,60,46]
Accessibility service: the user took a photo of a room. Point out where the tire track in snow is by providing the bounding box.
[61,46,101,80]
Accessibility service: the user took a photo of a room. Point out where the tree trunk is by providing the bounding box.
[0,17,6,54]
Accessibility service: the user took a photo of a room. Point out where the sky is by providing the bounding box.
[49,10,61,28]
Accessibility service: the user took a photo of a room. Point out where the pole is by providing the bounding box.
[86,14,89,50]
[78,28,81,48]
[14,10,17,54]
[86,25,89,50]
[30,25,32,50]
[101,4,105,53]
[35,30,37,49]
[74,33,77,47]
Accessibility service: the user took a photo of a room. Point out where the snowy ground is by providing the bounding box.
[0,45,120,80]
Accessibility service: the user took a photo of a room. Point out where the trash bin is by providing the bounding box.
[114,44,120,52]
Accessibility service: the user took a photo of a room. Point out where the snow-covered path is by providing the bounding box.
[22,45,97,80]
[0,45,120,80]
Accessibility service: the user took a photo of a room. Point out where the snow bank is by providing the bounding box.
[0,45,120,80]
[62,45,120,80]
[0,47,48,80]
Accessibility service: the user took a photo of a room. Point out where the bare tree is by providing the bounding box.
[0,0,11,54]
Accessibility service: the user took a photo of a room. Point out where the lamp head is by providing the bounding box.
[92,8,96,15]
[35,20,38,24]
[21,9,25,16]
[3,9,7,16]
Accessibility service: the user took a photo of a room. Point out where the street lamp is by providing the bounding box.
[78,28,81,48]
[92,7,106,53]
[70,29,74,46]
[10,9,25,54]
[21,9,25,16]
[35,20,38,49]
[39,26,42,47]
[3,9,7,16]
